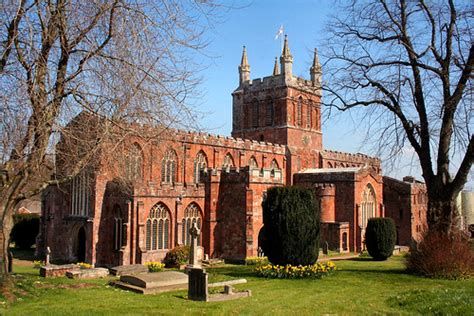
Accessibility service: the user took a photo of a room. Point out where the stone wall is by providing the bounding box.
[383,176,427,245]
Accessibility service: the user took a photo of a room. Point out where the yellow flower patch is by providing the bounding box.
[255,261,337,279]
[145,262,165,272]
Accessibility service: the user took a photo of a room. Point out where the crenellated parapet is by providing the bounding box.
[321,149,381,170]
[235,74,321,96]
[155,128,286,155]
[202,166,283,185]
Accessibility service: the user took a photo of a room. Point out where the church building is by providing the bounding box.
[38,36,422,267]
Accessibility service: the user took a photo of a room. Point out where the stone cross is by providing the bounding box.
[46,246,51,266]
[188,222,201,268]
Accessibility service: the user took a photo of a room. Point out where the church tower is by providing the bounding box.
[232,37,323,178]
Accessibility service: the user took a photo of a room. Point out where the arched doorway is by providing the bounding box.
[77,227,86,262]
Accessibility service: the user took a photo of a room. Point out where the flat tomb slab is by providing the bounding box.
[120,271,188,289]
[110,264,148,276]
[66,268,109,279]
[113,281,187,295]
[40,264,79,277]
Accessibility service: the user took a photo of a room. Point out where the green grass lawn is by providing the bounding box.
[1,255,472,315]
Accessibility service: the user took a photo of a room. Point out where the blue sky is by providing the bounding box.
[193,1,472,188]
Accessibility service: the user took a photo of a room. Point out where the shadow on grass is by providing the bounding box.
[173,294,188,300]
[207,266,257,280]
[345,257,374,262]
[340,268,409,275]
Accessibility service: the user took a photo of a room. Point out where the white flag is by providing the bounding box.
[275,25,284,40]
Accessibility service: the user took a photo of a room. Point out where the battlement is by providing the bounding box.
[203,166,283,184]
[156,128,286,155]
[235,74,321,96]
[313,183,336,196]
[321,149,381,167]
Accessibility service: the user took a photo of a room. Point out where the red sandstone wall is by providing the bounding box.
[383,176,427,245]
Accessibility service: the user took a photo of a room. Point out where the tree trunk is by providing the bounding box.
[427,189,457,235]
[0,200,15,276]
[0,173,26,276]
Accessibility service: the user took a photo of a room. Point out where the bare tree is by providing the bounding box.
[0,0,222,274]
[323,0,473,234]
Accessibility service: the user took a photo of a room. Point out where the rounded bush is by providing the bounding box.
[10,214,40,249]
[261,186,320,266]
[163,245,190,268]
[364,217,397,260]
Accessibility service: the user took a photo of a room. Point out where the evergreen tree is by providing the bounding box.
[261,186,320,265]
[365,218,397,261]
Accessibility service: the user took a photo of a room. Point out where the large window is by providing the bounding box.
[182,203,202,246]
[126,143,143,181]
[113,205,124,251]
[71,169,91,217]
[145,203,170,251]
[193,151,208,183]
[161,149,177,184]
[306,103,312,128]
[296,97,302,127]
[266,101,274,126]
[360,185,376,230]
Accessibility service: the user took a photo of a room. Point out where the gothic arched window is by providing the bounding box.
[182,203,202,246]
[193,151,208,184]
[296,97,303,127]
[126,143,143,181]
[360,185,376,230]
[266,101,274,126]
[306,103,312,128]
[71,169,91,217]
[222,153,234,172]
[113,205,124,251]
[161,149,177,184]
[146,203,170,250]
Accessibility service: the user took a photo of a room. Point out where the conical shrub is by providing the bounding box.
[365,217,397,260]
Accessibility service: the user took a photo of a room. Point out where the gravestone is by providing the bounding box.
[322,241,329,255]
[188,267,208,301]
[224,285,233,295]
[188,222,201,269]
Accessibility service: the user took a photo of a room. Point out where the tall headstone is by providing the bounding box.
[188,222,201,268]
[188,267,208,301]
